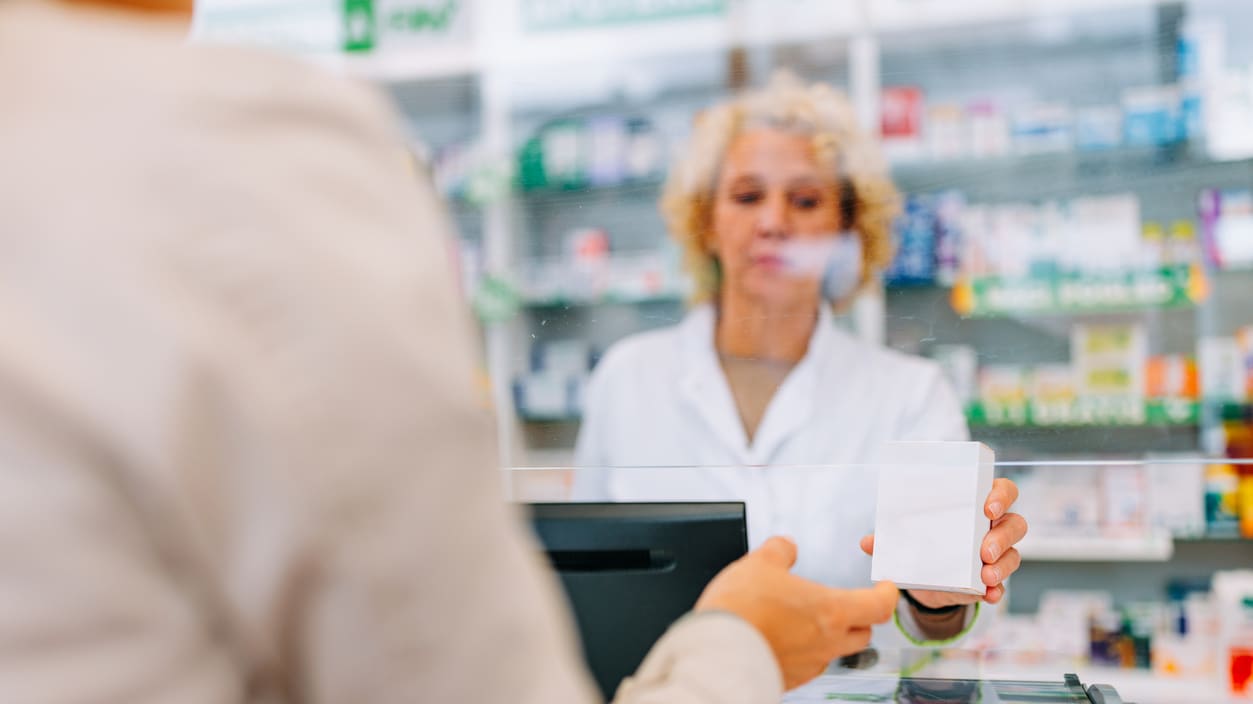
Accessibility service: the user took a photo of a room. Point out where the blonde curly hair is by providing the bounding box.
[661,72,900,305]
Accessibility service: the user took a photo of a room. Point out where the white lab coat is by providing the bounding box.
[573,304,986,647]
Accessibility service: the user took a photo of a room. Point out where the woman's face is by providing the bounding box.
[709,128,844,310]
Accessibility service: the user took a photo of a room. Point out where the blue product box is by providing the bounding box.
[1123,87,1181,147]
[1075,107,1123,151]
[887,196,938,285]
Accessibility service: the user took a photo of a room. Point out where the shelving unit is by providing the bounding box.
[521,291,686,309]
[967,398,1200,427]
[950,266,1203,318]
[866,17,1253,685]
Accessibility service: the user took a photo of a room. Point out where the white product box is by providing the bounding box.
[1101,465,1148,537]
[1200,336,1246,402]
[1146,459,1206,538]
[540,339,592,377]
[871,442,994,595]
[1037,590,1115,659]
[515,373,571,419]
[1071,323,1148,399]
[1030,364,1079,424]
[1027,465,1101,536]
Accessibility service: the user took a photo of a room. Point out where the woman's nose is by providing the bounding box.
[755,195,790,239]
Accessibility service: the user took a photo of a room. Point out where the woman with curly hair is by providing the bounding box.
[573,73,1028,646]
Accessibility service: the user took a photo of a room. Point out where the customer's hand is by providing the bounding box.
[859,477,1028,609]
[695,536,899,690]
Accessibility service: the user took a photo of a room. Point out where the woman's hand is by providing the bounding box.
[859,477,1028,608]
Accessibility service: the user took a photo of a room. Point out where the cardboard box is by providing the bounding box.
[871,442,994,595]
[1072,323,1147,399]
[1200,336,1246,402]
[1101,465,1148,537]
[1018,465,1101,536]
[1146,458,1206,538]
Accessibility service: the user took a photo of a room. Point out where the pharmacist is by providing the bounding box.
[573,73,1029,645]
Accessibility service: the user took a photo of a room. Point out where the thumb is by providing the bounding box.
[859,534,875,556]
[752,536,798,569]
[839,581,901,626]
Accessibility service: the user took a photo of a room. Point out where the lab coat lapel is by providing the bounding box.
[677,306,753,464]
[749,308,842,464]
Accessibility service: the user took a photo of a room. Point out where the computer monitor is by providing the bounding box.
[527,502,748,700]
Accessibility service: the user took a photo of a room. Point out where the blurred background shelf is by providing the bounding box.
[520,290,685,309]
[950,267,1203,318]
[1017,534,1175,562]
[967,398,1200,428]
[516,177,667,200]
[198,0,1253,696]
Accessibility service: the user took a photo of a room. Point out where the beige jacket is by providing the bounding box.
[0,2,780,703]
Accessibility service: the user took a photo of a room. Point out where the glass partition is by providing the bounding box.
[190,2,1253,701]
[508,460,1253,703]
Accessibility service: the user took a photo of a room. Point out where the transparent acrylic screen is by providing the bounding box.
[411,3,1252,700]
[198,0,1253,700]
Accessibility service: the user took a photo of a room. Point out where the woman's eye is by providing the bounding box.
[732,191,763,205]
[792,194,822,209]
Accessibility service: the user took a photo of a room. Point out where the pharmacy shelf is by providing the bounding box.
[517,413,581,424]
[967,399,1200,428]
[517,177,666,202]
[950,266,1203,318]
[1017,534,1174,562]
[889,143,1228,191]
[1217,402,1253,422]
[868,0,1169,35]
[501,2,863,71]
[886,268,1205,318]
[1177,533,1252,543]
[522,290,685,309]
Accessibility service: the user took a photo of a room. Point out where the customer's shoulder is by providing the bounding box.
[175,43,400,140]
[7,3,403,151]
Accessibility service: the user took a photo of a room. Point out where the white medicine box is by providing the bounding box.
[870,441,994,595]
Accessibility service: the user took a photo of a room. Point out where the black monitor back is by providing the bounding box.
[527,502,748,700]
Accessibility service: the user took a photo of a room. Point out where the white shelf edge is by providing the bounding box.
[868,0,1166,35]
[1018,534,1174,562]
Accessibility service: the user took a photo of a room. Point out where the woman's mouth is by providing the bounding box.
[752,254,786,270]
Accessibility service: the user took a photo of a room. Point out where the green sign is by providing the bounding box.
[343,1,466,52]
[385,0,460,34]
[967,398,1200,428]
[523,0,726,32]
[343,0,376,52]
[951,265,1206,318]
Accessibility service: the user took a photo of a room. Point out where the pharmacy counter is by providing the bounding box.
[783,649,1183,704]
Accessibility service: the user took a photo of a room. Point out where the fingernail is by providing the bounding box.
[988,567,1001,584]
[988,502,1003,518]
[986,542,1000,561]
